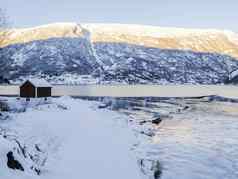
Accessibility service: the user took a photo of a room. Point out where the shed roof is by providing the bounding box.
[21,79,52,88]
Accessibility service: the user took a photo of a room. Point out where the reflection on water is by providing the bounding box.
[117,99,238,179]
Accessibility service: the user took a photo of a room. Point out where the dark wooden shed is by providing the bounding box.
[20,79,52,98]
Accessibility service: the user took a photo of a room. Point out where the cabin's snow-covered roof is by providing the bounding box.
[22,79,52,87]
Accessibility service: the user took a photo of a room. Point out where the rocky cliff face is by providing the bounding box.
[1,23,238,84]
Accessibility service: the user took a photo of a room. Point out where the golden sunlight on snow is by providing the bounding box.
[1,23,238,58]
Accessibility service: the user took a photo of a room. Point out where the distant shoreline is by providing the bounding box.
[0,84,238,99]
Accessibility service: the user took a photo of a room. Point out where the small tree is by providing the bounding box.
[0,8,8,47]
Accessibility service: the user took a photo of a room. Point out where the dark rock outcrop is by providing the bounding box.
[152,117,162,125]
[6,151,24,171]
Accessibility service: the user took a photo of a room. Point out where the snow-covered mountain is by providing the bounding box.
[1,23,238,84]
[3,23,238,58]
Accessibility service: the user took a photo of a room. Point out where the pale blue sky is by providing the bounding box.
[2,0,238,32]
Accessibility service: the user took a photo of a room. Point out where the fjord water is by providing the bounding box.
[1,85,238,98]
[150,101,238,179]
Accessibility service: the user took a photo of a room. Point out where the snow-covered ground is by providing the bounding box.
[1,96,238,179]
[0,97,143,179]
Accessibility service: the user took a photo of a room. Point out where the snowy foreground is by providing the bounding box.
[1,96,238,179]
[0,97,143,179]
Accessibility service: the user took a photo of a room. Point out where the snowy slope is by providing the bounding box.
[3,23,238,58]
[0,97,142,179]
[84,23,238,58]
[2,23,84,47]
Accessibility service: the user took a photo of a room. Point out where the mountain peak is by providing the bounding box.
[2,22,84,47]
